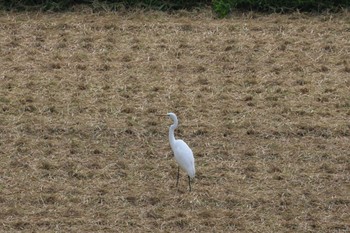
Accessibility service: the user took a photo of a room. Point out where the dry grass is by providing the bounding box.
[0,9,349,232]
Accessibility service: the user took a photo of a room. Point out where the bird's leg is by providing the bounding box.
[188,176,191,192]
[176,166,180,187]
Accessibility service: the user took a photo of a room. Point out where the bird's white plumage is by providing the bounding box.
[171,139,195,178]
[167,112,195,180]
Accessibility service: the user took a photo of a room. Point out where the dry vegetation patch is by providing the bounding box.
[0,10,349,232]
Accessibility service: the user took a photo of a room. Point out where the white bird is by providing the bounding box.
[166,112,195,191]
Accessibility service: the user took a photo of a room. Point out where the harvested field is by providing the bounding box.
[0,9,349,232]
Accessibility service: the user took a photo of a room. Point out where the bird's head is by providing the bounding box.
[167,112,178,122]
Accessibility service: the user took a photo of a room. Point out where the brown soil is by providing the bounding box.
[0,9,349,232]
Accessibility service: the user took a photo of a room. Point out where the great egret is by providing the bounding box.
[166,112,195,191]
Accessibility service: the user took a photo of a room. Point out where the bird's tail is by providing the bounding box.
[189,164,195,178]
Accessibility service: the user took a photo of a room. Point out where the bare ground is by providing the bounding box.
[0,9,349,232]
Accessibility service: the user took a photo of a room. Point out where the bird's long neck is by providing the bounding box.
[169,118,178,147]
